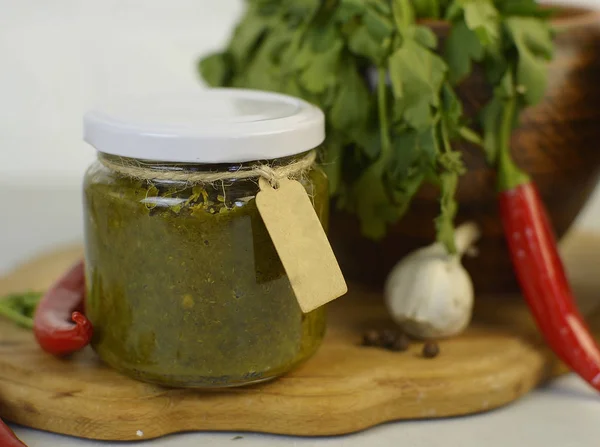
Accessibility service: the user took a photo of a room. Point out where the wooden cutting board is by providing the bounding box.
[0,231,599,441]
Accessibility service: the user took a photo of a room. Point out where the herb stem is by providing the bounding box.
[377,67,391,164]
[440,119,452,153]
[0,303,34,329]
[437,118,458,255]
[459,126,483,147]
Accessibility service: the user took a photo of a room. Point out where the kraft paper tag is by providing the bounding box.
[256,177,348,313]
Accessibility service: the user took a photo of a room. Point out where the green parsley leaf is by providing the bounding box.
[441,83,463,132]
[199,53,230,87]
[330,61,371,131]
[368,0,392,17]
[285,0,322,19]
[390,130,419,177]
[445,21,484,83]
[438,150,466,175]
[390,127,437,178]
[353,162,394,239]
[459,126,484,147]
[354,123,382,160]
[413,26,438,49]
[389,167,425,220]
[389,40,447,129]
[391,0,415,31]
[232,22,293,90]
[498,0,555,18]
[364,6,395,40]
[445,1,464,21]
[280,77,305,101]
[412,0,441,19]
[390,41,447,105]
[298,39,343,94]
[505,17,553,105]
[405,98,434,131]
[348,24,387,63]
[463,0,500,48]
[228,5,271,66]
[335,0,365,22]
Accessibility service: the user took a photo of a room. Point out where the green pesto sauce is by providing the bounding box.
[83,158,329,388]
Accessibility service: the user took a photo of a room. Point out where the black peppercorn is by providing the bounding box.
[380,329,397,348]
[422,341,440,358]
[389,333,410,352]
[362,330,381,347]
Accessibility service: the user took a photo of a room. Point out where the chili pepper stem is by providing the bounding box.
[497,97,530,192]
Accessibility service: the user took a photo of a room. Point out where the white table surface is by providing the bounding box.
[3,181,600,447]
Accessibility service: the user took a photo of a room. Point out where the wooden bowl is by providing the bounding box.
[329,5,600,294]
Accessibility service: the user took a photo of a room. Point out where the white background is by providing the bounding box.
[2,1,600,446]
[0,0,243,185]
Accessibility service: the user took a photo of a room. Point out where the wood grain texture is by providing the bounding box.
[0,232,599,441]
[329,5,600,294]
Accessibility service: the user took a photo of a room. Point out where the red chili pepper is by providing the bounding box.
[0,418,27,447]
[33,260,93,356]
[497,100,600,391]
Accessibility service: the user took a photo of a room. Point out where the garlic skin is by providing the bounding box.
[384,222,481,340]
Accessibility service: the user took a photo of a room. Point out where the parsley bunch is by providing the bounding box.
[199,0,553,254]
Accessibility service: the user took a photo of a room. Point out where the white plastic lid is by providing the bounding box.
[83,88,325,163]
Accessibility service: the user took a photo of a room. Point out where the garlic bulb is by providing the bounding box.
[384,222,481,340]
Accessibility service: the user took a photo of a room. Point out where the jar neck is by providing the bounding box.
[96,149,318,190]
[97,151,314,175]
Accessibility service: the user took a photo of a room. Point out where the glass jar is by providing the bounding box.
[82,89,329,388]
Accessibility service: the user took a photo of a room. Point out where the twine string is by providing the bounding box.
[99,151,317,188]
